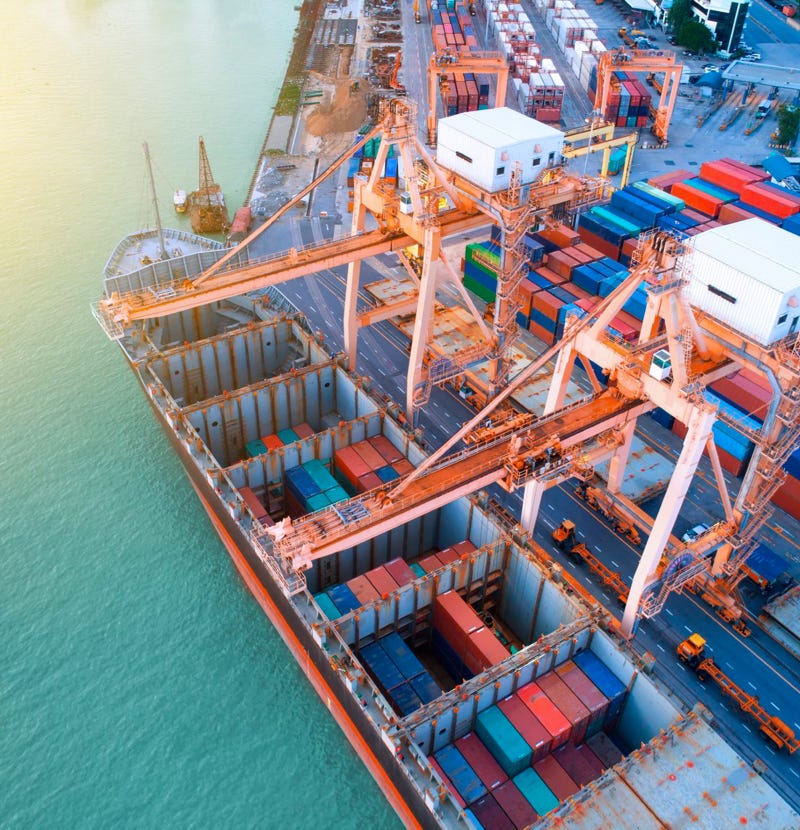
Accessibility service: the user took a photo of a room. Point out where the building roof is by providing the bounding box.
[691,218,800,294]
[721,61,800,92]
[762,152,797,182]
[438,107,563,149]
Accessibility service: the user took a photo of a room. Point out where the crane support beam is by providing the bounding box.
[622,403,717,635]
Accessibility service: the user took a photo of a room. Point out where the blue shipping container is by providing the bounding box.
[326,583,361,615]
[745,544,788,586]
[388,682,423,716]
[360,642,406,693]
[434,745,488,806]
[573,650,627,721]
[380,632,426,681]
[410,671,442,704]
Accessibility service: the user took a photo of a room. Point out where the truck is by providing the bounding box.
[676,634,800,752]
[755,99,773,120]
[618,27,645,48]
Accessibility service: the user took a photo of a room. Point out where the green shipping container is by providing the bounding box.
[593,206,643,235]
[475,706,532,777]
[314,591,341,620]
[306,493,331,513]
[304,462,340,493]
[326,485,350,504]
[466,241,500,270]
[277,428,299,445]
[463,274,496,304]
[245,439,268,458]
[410,563,426,578]
[513,768,559,816]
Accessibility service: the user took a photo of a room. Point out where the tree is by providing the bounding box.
[679,20,716,53]
[776,105,800,146]
[667,0,693,32]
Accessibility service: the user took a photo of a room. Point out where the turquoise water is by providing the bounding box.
[1,4,398,827]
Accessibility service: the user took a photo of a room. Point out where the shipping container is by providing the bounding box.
[366,565,398,597]
[469,792,516,829]
[537,671,591,743]
[409,671,442,705]
[455,732,509,790]
[497,694,552,760]
[434,744,488,805]
[533,754,580,801]
[326,583,361,615]
[313,591,341,620]
[517,681,572,747]
[585,731,624,767]
[475,706,533,776]
[553,742,600,787]
[493,779,540,829]
[347,574,380,605]
[572,651,627,721]
[512,768,559,817]
[384,557,416,586]
[380,631,426,680]
[554,660,609,733]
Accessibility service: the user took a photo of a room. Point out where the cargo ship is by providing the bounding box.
[94,160,800,826]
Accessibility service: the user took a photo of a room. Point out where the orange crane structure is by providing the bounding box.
[594,49,683,145]
[96,99,800,638]
[427,50,510,145]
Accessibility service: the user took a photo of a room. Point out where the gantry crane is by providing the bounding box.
[594,49,683,145]
[96,100,800,639]
[427,50,509,145]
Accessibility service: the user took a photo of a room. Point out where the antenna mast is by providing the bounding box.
[142,141,168,260]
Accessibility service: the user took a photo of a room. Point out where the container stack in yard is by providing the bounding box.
[453,155,800,522]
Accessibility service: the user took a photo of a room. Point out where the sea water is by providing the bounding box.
[0,4,398,827]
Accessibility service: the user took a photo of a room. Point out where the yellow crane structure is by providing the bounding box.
[427,50,509,145]
[594,49,683,145]
[560,120,637,186]
[96,99,800,638]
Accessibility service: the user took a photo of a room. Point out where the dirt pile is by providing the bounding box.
[305,80,368,136]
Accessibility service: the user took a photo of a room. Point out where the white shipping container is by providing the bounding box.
[685,219,800,346]
[436,108,564,194]
[541,58,557,72]
[591,40,606,54]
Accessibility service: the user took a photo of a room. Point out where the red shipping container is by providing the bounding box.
[455,732,509,790]
[429,757,466,808]
[710,375,769,421]
[353,440,385,470]
[392,457,414,476]
[546,249,580,279]
[532,291,565,323]
[357,471,383,491]
[576,297,599,313]
[621,237,641,262]
[347,574,380,605]
[719,157,769,181]
[433,591,483,652]
[517,682,571,748]
[533,755,580,800]
[717,202,757,224]
[452,539,477,556]
[497,695,552,761]
[680,207,710,222]
[555,661,609,726]
[738,366,771,393]
[369,434,404,464]
[670,181,723,218]
[293,422,315,440]
[576,226,621,260]
[464,627,511,674]
[574,743,606,778]
[771,472,800,517]
[419,553,444,573]
[528,319,556,345]
[586,731,624,767]
[517,278,537,316]
[469,793,515,830]
[240,486,268,520]
[574,242,604,262]
[648,169,692,190]
[700,160,757,195]
[366,565,398,597]
[553,743,598,787]
[261,433,284,451]
[538,223,580,248]
[437,547,460,565]
[493,779,540,829]
[739,183,800,219]
[537,672,591,744]
[334,445,369,490]
[384,557,416,586]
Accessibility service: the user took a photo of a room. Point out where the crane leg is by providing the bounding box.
[621,404,716,636]
[520,479,546,533]
[343,196,368,369]
[606,420,636,495]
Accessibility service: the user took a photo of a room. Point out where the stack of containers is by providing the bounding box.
[774,447,800,519]
[587,69,651,126]
[333,435,412,495]
[238,486,274,527]
[247,421,316,458]
[742,544,789,591]
[432,590,511,681]
[284,458,350,517]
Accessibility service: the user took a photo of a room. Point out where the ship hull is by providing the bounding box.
[133,362,437,829]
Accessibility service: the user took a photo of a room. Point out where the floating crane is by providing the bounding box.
[677,634,800,753]
[189,136,230,235]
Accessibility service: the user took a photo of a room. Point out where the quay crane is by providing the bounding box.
[677,634,800,753]
[95,99,800,638]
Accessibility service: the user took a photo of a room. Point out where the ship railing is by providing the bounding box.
[103,227,224,279]
[90,302,126,341]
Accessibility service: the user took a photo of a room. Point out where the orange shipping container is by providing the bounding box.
[670,181,723,218]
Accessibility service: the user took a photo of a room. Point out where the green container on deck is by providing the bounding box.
[326,485,350,504]
[410,563,426,578]
[304,461,339,493]
[594,206,643,235]
[513,768,559,816]
[306,493,331,514]
[475,706,532,776]
[245,439,268,458]
[632,180,685,211]
[314,591,341,620]
[466,241,500,270]
[463,274,496,304]
[277,428,299,445]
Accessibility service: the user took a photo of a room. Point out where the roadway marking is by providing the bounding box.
[770,702,781,711]
[683,625,692,633]
[542,519,555,529]
[656,643,665,652]
[586,577,594,584]
[547,504,556,511]
[596,546,602,552]
[795,723,800,732]
[678,664,686,672]
[790,768,800,778]
[742,724,752,732]
[747,682,758,691]
[665,609,674,616]
[767,747,776,755]
[610,560,619,568]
